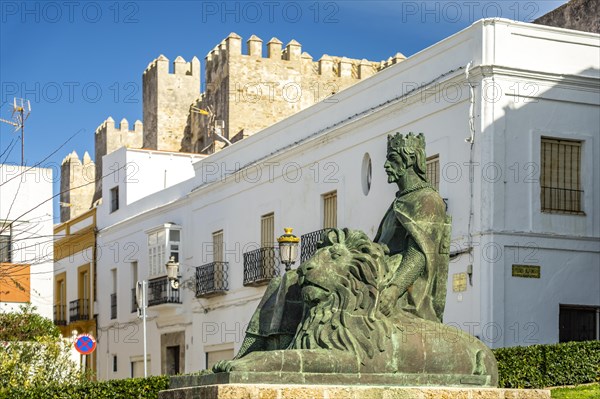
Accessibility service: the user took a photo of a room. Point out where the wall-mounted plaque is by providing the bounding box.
[512,265,541,278]
[453,272,467,292]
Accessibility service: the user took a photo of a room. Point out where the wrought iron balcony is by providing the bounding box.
[243,247,279,286]
[300,229,327,263]
[195,261,229,297]
[69,299,89,322]
[131,288,138,313]
[147,276,181,307]
[53,304,67,326]
[110,293,117,320]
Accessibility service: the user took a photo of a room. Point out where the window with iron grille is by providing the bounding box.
[541,137,583,214]
[0,225,12,263]
[323,191,337,229]
[426,154,440,191]
[110,186,119,213]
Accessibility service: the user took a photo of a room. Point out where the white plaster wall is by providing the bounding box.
[0,165,53,319]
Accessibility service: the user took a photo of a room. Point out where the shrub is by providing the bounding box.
[0,375,170,399]
[494,340,600,388]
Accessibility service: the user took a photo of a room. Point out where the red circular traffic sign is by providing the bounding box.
[74,333,96,355]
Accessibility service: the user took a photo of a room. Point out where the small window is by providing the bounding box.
[323,191,337,229]
[113,355,118,372]
[541,137,583,214]
[0,231,11,263]
[110,186,119,213]
[260,213,275,248]
[426,154,440,191]
[212,230,224,263]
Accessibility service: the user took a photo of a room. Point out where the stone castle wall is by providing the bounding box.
[142,55,201,151]
[60,151,95,222]
[183,33,400,153]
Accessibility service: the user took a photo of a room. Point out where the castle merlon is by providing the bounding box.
[143,54,200,77]
[95,117,143,134]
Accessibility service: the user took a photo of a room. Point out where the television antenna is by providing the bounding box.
[0,98,31,166]
[190,105,232,153]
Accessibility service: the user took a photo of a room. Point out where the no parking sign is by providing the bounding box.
[74,333,96,355]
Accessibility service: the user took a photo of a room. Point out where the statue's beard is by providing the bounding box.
[386,166,406,183]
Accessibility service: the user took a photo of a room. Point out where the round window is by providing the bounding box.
[362,153,372,196]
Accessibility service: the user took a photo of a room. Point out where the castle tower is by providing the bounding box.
[93,117,143,203]
[60,151,95,222]
[182,33,392,154]
[142,55,201,151]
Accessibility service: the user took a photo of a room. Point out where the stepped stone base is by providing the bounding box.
[159,383,551,399]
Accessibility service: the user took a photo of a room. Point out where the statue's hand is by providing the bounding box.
[379,284,402,317]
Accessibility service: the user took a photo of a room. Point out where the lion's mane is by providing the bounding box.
[291,228,395,363]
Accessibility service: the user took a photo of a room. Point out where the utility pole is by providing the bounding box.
[0,98,31,166]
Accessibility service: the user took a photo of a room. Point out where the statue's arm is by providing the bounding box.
[388,236,426,293]
[380,237,425,316]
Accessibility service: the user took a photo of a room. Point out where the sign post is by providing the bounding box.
[74,333,96,373]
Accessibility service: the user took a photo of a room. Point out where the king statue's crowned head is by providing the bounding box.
[386,132,428,183]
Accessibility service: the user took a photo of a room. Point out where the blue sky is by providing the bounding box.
[0,0,567,222]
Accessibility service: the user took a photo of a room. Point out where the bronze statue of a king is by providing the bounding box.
[211,133,498,386]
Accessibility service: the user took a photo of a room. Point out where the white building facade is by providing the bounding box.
[1,165,54,318]
[95,19,600,380]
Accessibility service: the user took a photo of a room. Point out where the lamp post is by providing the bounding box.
[166,256,180,289]
[135,281,148,378]
[277,228,300,271]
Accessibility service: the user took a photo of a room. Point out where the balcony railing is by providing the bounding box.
[53,304,67,326]
[131,288,138,313]
[69,299,89,322]
[110,293,117,319]
[243,247,279,286]
[195,261,229,297]
[300,229,327,263]
[147,276,181,307]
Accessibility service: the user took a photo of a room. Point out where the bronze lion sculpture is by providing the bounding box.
[214,228,498,386]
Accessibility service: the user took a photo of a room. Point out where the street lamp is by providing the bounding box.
[277,227,300,271]
[166,256,179,289]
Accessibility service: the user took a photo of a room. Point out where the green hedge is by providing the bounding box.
[0,375,169,399]
[493,340,600,389]
[2,341,599,395]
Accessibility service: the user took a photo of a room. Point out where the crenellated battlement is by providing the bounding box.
[60,150,95,222]
[143,54,201,77]
[203,32,389,80]
[61,150,94,166]
[95,116,143,135]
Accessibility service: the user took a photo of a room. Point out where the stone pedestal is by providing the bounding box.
[159,383,551,399]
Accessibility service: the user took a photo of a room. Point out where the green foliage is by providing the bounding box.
[0,305,82,391]
[551,383,600,399]
[494,341,600,389]
[0,376,170,399]
[0,304,60,341]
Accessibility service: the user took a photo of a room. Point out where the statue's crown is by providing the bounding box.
[387,132,426,153]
